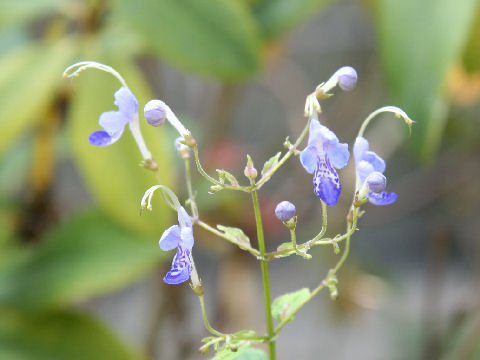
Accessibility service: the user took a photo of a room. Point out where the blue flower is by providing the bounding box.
[158,206,194,284]
[300,119,350,205]
[275,201,296,222]
[89,86,138,147]
[353,136,397,205]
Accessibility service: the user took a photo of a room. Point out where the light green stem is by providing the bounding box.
[198,294,224,337]
[251,188,276,360]
[184,158,198,218]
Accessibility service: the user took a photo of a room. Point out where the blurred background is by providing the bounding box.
[1,0,480,359]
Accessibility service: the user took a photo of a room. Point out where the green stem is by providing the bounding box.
[183,157,198,218]
[273,208,358,335]
[312,200,328,241]
[198,294,224,337]
[251,188,276,360]
[255,118,311,189]
[195,219,260,257]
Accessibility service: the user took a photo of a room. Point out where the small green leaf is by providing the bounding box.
[114,0,261,80]
[254,0,335,39]
[274,242,294,258]
[0,309,145,360]
[212,346,266,360]
[260,152,281,177]
[0,211,162,310]
[271,288,310,322]
[216,169,239,187]
[216,225,251,249]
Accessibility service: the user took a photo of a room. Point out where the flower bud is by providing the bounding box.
[337,66,357,91]
[144,99,167,126]
[275,201,296,222]
[366,172,386,193]
[244,155,257,180]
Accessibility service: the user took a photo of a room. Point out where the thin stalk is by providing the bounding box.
[251,188,276,359]
[184,158,198,218]
[198,294,224,337]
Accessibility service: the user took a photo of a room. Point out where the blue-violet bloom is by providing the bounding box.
[159,206,194,284]
[89,86,138,147]
[353,136,397,205]
[300,119,350,205]
[275,201,296,222]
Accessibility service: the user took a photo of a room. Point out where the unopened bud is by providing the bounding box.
[144,99,167,126]
[275,201,296,222]
[337,66,357,91]
[244,155,257,180]
[366,172,386,193]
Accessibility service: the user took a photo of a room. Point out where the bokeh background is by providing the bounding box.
[1,0,480,359]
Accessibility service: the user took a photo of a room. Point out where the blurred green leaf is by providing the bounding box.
[253,0,334,39]
[216,224,251,249]
[234,348,268,360]
[212,346,267,360]
[0,0,64,27]
[114,0,261,80]
[0,39,75,157]
[261,151,280,177]
[0,309,145,360]
[377,0,479,160]
[0,211,161,310]
[271,287,310,322]
[68,56,173,237]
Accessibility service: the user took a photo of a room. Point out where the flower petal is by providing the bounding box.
[363,151,386,173]
[89,131,116,147]
[356,160,375,182]
[313,156,341,206]
[158,225,181,251]
[180,226,194,250]
[114,86,138,119]
[177,206,192,228]
[326,142,349,169]
[300,145,319,174]
[99,111,128,135]
[163,245,193,285]
[353,136,369,163]
[368,191,397,206]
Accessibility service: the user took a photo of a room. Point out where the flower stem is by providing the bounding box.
[184,158,198,218]
[198,293,224,337]
[250,187,276,359]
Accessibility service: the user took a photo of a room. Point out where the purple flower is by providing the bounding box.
[353,136,397,205]
[89,86,138,147]
[275,201,296,222]
[300,119,350,205]
[337,66,357,91]
[159,206,194,284]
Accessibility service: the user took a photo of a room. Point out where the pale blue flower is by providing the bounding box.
[354,136,397,205]
[275,201,296,222]
[89,87,138,147]
[300,119,350,205]
[159,206,194,284]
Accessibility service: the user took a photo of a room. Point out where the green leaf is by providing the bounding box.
[216,169,240,187]
[212,346,267,360]
[271,288,310,322]
[0,211,162,310]
[216,225,251,248]
[254,0,335,39]
[377,0,480,160]
[260,152,281,177]
[0,39,75,157]
[67,56,173,237]
[0,309,145,360]
[114,0,261,80]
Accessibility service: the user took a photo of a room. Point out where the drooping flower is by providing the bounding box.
[300,119,350,205]
[89,87,138,146]
[158,206,194,284]
[275,201,296,222]
[353,136,397,205]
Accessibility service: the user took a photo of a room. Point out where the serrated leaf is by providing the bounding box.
[114,0,261,80]
[254,0,335,39]
[377,0,479,160]
[0,309,145,360]
[67,55,173,237]
[0,39,75,157]
[271,288,310,322]
[216,225,251,248]
[260,152,281,177]
[0,211,161,310]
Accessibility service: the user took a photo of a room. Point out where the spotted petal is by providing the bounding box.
[114,86,138,119]
[163,245,193,285]
[368,191,397,206]
[159,225,181,251]
[313,156,341,206]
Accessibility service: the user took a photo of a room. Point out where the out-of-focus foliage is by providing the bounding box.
[377,0,480,160]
